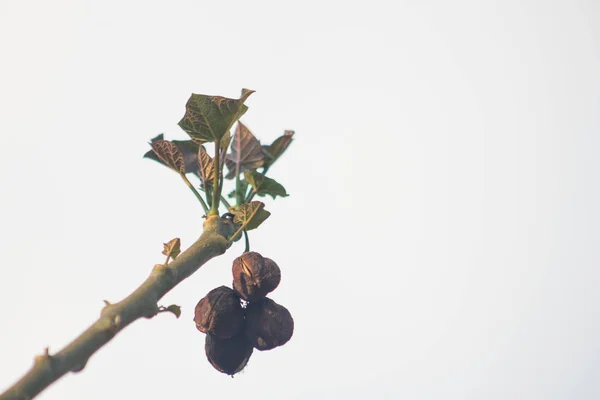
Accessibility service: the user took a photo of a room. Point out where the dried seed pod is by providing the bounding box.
[194,286,244,338]
[232,252,281,302]
[245,298,294,351]
[205,332,253,376]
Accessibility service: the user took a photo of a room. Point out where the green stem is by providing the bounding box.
[205,186,213,208]
[209,140,221,216]
[243,230,249,253]
[220,196,231,210]
[235,165,242,206]
[245,189,257,203]
[180,174,209,214]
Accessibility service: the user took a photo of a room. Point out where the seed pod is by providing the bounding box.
[194,286,244,338]
[232,252,281,302]
[245,298,294,351]
[205,332,253,376]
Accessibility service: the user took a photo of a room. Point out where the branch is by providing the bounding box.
[0,215,236,400]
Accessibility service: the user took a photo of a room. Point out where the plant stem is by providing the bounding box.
[245,189,257,203]
[243,230,250,253]
[0,216,234,400]
[235,164,242,206]
[209,140,221,216]
[220,195,231,210]
[180,173,209,213]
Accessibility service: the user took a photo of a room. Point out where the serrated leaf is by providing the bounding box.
[244,170,288,199]
[178,89,254,143]
[198,145,215,188]
[262,130,294,169]
[228,179,248,199]
[162,238,181,260]
[229,201,270,231]
[149,140,186,174]
[145,139,200,175]
[225,122,264,179]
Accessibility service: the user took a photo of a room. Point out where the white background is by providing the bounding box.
[1,1,599,399]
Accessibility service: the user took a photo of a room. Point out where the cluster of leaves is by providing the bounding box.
[143,89,295,376]
[144,89,293,238]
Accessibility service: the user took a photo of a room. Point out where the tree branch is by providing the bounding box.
[0,215,236,400]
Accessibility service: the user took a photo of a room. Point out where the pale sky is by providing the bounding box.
[1,1,599,399]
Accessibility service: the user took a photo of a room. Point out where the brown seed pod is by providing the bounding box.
[232,252,281,302]
[205,331,253,376]
[245,297,294,351]
[194,286,244,339]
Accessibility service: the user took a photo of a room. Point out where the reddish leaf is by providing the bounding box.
[150,140,186,174]
[225,122,264,179]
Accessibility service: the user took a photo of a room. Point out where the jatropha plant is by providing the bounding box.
[0,89,294,399]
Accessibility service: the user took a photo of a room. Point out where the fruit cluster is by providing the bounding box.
[194,252,294,375]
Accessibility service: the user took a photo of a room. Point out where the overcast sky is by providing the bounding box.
[1,1,599,399]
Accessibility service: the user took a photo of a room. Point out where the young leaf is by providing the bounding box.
[150,140,186,174]
[225,122,264,179]
[178,89,254,143]
[144,138,200,175]
[162,238,181,260]
[229,201,270,231]
[150,133,164,142]
[198,145,215,188]
[228,179,248,199]
[158,304,182,318]
[262,130,294,169]
[172,140,201,175]
[166,305,181,318]
[244,170,288,199]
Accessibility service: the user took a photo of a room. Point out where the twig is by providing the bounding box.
[0,216,235,400]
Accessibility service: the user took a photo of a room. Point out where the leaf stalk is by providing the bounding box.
[209,140,221,216]
[180,173,209,213]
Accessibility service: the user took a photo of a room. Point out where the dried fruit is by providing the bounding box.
[194,286,244,338]
[205,331,253,375]
[245,298,294,351]
[232,252,281,302]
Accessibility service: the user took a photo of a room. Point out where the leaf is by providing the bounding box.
[145,138,199,175]
[198,145,215,188]
[244,170,288,199]
[149,140,186,174]
[220,132,232,154]
[160,304,181,318]
[178,88,254,143]
[228,179,248,199]
[262,130,294,169]
[162,238,181,260]
[225,122,264,179]
[229,201,270,231]
[150,133,164,142]
[172,140,201,175]
[167,305,181,318]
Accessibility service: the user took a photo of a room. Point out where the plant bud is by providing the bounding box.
[245,298,294,351]
[205,332,253,376]
[194,286,244,339]
[232,252,281,302]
